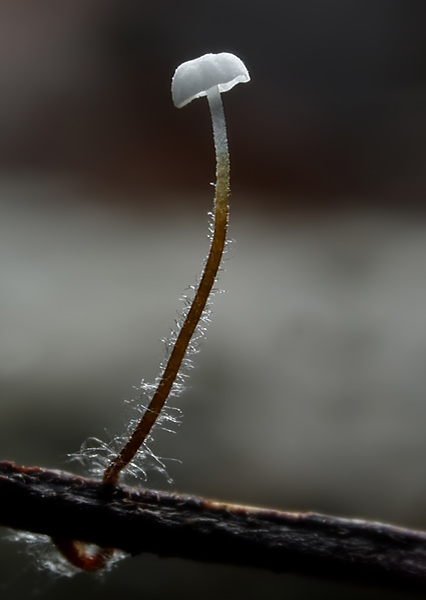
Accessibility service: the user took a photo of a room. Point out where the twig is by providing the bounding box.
[0,461,426,591]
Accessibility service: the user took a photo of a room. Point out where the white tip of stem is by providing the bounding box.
[171,52,250,109]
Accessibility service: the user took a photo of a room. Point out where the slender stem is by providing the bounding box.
[57,87,230,570]
[103,86,230,485]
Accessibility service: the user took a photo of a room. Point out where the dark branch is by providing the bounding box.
[1,461,426,591]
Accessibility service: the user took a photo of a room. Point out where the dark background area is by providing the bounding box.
[2,0,426,206]
[1,1,426,599]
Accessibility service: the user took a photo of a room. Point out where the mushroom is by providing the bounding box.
[103,52,250,487]
[171,52,250,109]
[172,52,250,196]
[54,52,250,573]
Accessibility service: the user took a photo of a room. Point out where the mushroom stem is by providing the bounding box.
[207,85,230,195]
[103,89,230,486]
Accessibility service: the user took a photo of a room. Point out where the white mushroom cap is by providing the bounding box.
[172,52,250,109]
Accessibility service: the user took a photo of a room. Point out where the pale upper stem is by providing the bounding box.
[207,86,230,214]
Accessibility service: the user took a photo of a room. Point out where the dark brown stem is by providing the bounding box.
[103,119,230,486]
[60,94,231,570]
[103,202,228,485]
[1,461,426,591]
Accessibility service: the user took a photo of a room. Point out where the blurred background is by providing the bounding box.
[1,1,426,598]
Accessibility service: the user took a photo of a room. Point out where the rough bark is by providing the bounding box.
[1,461,426,591]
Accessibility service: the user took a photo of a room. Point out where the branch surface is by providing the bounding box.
[1,461,426,591]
